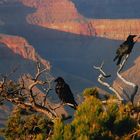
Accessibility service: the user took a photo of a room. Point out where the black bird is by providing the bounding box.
[54,77,78,110]
[113,35,137,65]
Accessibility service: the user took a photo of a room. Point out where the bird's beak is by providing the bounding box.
[54,78,59,82]
[131,35,137,38]
[134,35,140,42]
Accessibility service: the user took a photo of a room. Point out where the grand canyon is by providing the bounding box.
[0,0,140,136]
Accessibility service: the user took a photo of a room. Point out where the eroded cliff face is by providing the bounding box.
[113,57,140,102]
[19,0,140,40]
[91,19,140,40]
[0,34,50,69]
[19,0,96,36]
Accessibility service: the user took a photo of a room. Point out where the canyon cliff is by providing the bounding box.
[0,33,50,69]
[19,0,140,40]
[19,0,96,36]
[91,19,140,40]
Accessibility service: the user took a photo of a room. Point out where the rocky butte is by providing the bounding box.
[19,0,96,36]
[19,0,140,40]
[0,33,50,70]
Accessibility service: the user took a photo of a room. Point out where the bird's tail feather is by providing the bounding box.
[117,56,122,65]
[67,103,78,110]
[113,55,119,61]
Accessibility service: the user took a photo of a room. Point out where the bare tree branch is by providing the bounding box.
[94,62,124,101]
[42,79,53,107]
[119,86,131,101]
[94,47,139,104]
[34,61,48,81]
[94,61,111,78]
[0,63,65,121]
[102,99,122,104]
[117,54,138,103]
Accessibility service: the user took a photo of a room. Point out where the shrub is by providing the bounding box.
[51,88,139,140]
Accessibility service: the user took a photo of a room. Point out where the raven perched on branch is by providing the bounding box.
[54,77,78,110]
[113,35,139,65]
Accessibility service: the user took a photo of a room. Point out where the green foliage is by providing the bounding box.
[114,116,135,136]
[51,119,64,140]
[83,87,99,98]
[51,87,140,140]
[63,125,74,140]
[1,87,140,140]
[0,108,53,140]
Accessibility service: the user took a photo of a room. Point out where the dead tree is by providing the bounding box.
[0,62,69,121]
[94,54,138,104]
[117,54,138,104]
[94,35,140,104]
[93,61,124,102]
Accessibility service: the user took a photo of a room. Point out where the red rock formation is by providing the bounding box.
[19,0,96,36]
[0,33,50,69]
[91,19,140,40]
[19,0,140,40]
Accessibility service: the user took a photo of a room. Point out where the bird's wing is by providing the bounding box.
[55,82,77,106]
[63,84,77,105]
[116,44,129,55]
[55,83,65,101]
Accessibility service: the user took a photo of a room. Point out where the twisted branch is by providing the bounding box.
[117,54,138,103]
[94,62,123,101]
[0,63,59,120]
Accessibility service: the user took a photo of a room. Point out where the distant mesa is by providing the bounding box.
[19,0,96,36]
[19,0,140,40]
